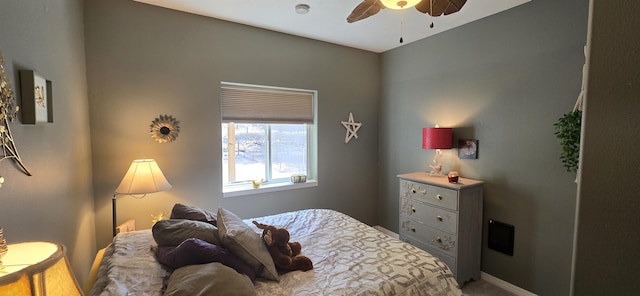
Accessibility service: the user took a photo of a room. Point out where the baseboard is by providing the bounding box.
[481,272,538,296]
[373,225,399,239]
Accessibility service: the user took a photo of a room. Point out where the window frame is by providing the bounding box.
[221,82,318,197]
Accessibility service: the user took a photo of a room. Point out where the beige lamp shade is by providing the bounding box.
[380,0,421,9]
[0,241,82,295]
[115,159,172,195]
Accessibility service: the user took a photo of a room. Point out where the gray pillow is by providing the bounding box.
[217,207,279,281]
[170,203,217,226]
[164,262,256,296]
[155,238,259,281]
[152,219,221,246]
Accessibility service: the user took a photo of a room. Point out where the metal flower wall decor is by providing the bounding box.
[150,114,180,143]
[0,50,31,185]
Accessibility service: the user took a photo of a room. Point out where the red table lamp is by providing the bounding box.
[422,127,452,176]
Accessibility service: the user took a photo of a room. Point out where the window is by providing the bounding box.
[221,82,317,193]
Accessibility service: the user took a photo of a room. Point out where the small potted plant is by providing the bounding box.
[554,110,582,173]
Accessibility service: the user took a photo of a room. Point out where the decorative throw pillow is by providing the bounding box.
[170,203,217,226]
[217,207,279,281]
[152,219,221,246]
[155,238,258,281]
[164,262,256,296]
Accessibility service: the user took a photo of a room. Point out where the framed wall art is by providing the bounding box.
[458,139,479,159]
[19,70,53,124]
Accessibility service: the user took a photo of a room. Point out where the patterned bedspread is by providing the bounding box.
[90,209,462,296]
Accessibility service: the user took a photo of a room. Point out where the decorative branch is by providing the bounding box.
[0,50,32,181]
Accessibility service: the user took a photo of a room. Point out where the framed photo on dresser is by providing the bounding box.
[458,139,478,159]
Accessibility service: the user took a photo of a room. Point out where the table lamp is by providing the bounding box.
[0,241,82,295]
[113,159,171,236]
[422,127,452,176]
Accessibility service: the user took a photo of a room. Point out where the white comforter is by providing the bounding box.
[90,209,462,296]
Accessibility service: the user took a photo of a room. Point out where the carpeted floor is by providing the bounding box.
[461,279,517,296]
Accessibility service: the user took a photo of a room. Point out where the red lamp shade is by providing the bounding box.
[422,127,452,149]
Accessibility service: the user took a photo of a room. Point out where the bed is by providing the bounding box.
[88,206,462,296]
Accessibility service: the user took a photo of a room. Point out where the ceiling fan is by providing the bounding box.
[347,0,468,24]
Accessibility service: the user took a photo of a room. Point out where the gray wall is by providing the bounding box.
[0,0,95,285]
[5,0,634,293]
[378,0,588,294]
[84,0,381,248]
[572,0,640,294]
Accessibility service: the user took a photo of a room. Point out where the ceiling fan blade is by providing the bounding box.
[347,0,385,23]
[415,0,467,16]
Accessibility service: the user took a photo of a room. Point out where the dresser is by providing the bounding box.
[398,172,483,284]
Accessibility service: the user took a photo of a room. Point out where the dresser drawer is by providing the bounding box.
[400,219,457,257]
[400,180,458,211]
[400,234,457,276]
[400,197,457,233]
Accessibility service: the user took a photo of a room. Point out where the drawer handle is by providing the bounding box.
[411,188,416,194]
[436,216,443,222]
[411,227,416,232]
[436,194,443,200]
[411,207,416,213]
[436,237,443,243]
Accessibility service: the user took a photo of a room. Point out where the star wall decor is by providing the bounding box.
[341,112,362,144]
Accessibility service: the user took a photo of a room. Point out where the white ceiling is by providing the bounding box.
[133,0,530,53]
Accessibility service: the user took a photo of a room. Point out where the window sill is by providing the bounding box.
[223,180,318,198]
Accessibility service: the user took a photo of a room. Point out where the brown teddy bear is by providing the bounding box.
[252,221,313,273]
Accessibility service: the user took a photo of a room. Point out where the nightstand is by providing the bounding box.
[398,172,483,284]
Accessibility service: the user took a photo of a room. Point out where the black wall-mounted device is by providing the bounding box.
[488,219,515,256]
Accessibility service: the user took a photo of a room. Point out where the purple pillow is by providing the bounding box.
[170,203,217,226]
[156,238,258,281]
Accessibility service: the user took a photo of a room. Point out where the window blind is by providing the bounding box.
[221,83,314,124]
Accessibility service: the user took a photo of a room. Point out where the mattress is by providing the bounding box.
[89,209,462,296]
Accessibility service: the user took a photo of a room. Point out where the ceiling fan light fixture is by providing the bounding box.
[380,0,421,10]
[295,4,310,14]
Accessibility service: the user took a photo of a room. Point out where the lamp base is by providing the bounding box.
[428,171,446,177]
[428,152,445,177]
[112,195,117,237]
[0,227,7,268]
